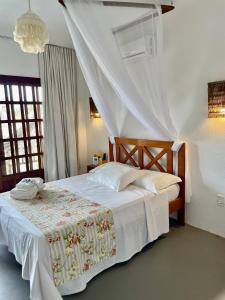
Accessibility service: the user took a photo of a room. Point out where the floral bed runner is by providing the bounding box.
[3,184,116,286]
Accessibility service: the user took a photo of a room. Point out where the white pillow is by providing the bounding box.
[87,162,144,192]
[133,170,182,194]
[89,161,139,173]
[89,162,113,173]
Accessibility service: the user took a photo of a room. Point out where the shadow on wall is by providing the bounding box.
[214,290,225,300]
[185,120,225,237]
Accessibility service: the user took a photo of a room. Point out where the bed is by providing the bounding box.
[0,137,185,300]
[109,137,185,225]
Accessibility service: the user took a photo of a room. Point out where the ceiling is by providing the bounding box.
[0,0,73,48]
[0,0,174,48]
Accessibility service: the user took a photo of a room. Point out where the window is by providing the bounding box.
[0,75,44,192]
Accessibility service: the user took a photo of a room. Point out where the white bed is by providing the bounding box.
[0,174,179,300]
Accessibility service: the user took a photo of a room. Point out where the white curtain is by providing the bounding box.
[62,0,191,202]
[41,44,78,181]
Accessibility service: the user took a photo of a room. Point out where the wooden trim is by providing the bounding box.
[58,0,66,7]
[4,84,16,174]
[161,4,175,14]
[116,142,121,162]
[167,148,173,174]
[109,137,186,225]
[0,75,40,86]
[0,136,43,142]
[0,114,6,182]
[0,101,42,105]
[177,144,185,225]
[9,85,20,172]
[58,0,175,14]
[1,169,44,179]
[120,144,138,166]
[0,119,43,123]
[2,152,43,161]
[138,145,143,169]
[109,139,114,161]
[111,137,174,173]
[32,86,42,170]
[169,197,183,214]
[143,146,166,171]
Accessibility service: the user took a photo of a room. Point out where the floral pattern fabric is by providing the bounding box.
[4,184,116,286]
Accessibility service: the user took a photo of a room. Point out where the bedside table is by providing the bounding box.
[87,164,98,172]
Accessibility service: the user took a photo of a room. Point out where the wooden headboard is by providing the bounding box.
[109,137,186,224]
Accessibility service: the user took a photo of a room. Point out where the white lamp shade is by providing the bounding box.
[14,9,49,54]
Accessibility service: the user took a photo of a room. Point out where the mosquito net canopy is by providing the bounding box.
[62,0,191,202]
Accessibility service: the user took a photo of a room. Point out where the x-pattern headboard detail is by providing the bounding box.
[109,137,175,174]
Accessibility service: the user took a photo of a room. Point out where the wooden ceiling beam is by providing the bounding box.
[161,4,175,14]
[58,0,175,14]
[58,0,66,7]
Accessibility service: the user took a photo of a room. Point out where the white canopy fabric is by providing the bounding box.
[62,0,191,202]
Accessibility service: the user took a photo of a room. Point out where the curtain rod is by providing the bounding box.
[58,0,175,14]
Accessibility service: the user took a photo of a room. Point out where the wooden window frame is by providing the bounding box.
[0,75,44,192]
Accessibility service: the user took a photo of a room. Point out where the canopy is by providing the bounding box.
[62,0,191,202]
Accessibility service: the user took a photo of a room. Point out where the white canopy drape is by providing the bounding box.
[62,0,192,202]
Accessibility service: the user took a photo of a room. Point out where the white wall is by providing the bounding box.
[164,0,225,238]
[76,64,108,172]
[0,38,39,77]
[75,64,109,167]
[86,117,109,164]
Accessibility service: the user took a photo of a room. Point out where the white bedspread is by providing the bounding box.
[0,174,179,300]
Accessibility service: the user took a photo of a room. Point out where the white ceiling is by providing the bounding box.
[0,0,174,48]
[0,0,74,48]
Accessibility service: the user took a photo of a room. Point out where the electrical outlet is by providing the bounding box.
[217,194,225,207]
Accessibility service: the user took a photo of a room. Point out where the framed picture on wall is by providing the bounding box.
[208,80,225,118]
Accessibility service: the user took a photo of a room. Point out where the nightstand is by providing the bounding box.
[87,164,98,172]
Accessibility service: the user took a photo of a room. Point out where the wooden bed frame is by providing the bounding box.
[109,137,185,225]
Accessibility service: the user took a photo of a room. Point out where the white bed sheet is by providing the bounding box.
[0,174,179,300]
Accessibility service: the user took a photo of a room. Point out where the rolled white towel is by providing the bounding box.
[10,185,38,200]
[16,177,44,191]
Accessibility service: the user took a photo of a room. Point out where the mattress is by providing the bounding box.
[0,174,179,300]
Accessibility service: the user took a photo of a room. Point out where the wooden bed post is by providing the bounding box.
[109,139,114,162]
[177,144,185,225]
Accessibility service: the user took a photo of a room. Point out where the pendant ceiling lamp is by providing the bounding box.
[14,0,49,54]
